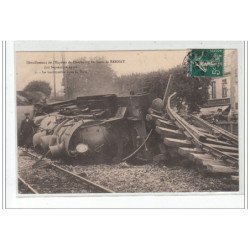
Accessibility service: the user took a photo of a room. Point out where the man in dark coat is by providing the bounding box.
[19,112,36,148]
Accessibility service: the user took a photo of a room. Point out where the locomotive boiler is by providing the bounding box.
[32,94,151,163]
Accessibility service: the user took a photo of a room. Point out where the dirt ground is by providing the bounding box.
[18,147,238,194]
[60,162,238,193]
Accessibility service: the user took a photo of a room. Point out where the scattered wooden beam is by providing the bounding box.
[147,113,169,121]
[187,153,214,163]
[178,147,204,157]
[155,126,186,139]
[203,138,233,147]
[164,138,193,148]
[203,143,238,153]
[195,158,224,167]
[155,119,178,130]
[231,175,239,182]
[205,164,238,174]
[227,153,239,158]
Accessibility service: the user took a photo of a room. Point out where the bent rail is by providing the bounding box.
[190,114,238,145]
[166,92,238,166]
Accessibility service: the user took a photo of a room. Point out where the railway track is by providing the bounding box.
[153,92,239,182]
[18,176,39,194]
[18,150,114,194]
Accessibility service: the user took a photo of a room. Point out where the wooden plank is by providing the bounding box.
[195,157,225,167]
[203,138,233,147]
[149,113,169,121]
[178,147,204,157]
[227,152,239,158]
[155,119,178,130]
[203,143,238,153]
[164,138,193,148]
[206,164,238,174]
[155,126,186,139]
[148,107,163,116]
[231,176,239,182]
[187,153,214,162]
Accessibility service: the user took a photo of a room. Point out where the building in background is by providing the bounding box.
[201,50,238,117]
[200,50,238,134]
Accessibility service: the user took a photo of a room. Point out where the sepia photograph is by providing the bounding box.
[1,2,249,250]
[16,48,240,195]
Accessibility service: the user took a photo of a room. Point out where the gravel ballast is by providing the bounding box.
[65,163,238,193]
[18,152,99,194]
[18,148,238,194]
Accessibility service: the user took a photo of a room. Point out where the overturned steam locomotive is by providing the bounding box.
[32,94,153,163]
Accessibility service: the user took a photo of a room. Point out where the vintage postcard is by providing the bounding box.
[5,41,246,208]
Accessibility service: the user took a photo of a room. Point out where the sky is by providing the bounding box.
[16,50,188,92]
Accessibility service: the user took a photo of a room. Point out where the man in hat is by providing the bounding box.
[19,112,36,148]
[213,107,223,123]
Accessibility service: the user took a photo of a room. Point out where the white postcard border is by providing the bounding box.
[5,41,246,208]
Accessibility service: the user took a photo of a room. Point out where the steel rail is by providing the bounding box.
[190,114,238,145]
[24,151,114,193]
[18,176,39,194]
[166,93,238,166]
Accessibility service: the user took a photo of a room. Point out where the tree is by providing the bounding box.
[169,67,211,112]
[23,80,52,97]
[63,57,117,99]
[19,91,47,104]
[115,66,211,113]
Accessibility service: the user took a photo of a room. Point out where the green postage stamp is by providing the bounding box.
[187,49,224,77]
